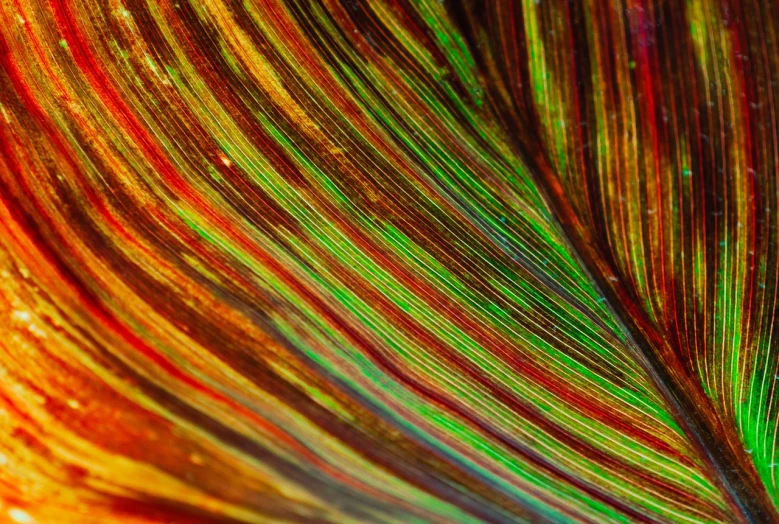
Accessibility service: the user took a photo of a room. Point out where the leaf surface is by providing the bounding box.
[0,0,776,522]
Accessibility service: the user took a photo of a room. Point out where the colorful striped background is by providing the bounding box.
[1,0,779,522]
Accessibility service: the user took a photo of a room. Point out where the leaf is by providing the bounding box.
[0,0,775,522]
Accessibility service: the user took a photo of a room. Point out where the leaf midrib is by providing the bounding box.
[517,147,776,523]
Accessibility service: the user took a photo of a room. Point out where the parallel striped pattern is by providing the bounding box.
[0,0,775,522]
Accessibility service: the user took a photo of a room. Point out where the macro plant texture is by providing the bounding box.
[2,0,779,522]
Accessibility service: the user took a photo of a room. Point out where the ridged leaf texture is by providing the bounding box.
[0,0,778,522]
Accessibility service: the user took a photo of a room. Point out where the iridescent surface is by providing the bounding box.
[0,1,778,522]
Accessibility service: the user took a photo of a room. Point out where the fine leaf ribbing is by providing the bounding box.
[0,1,777,522]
